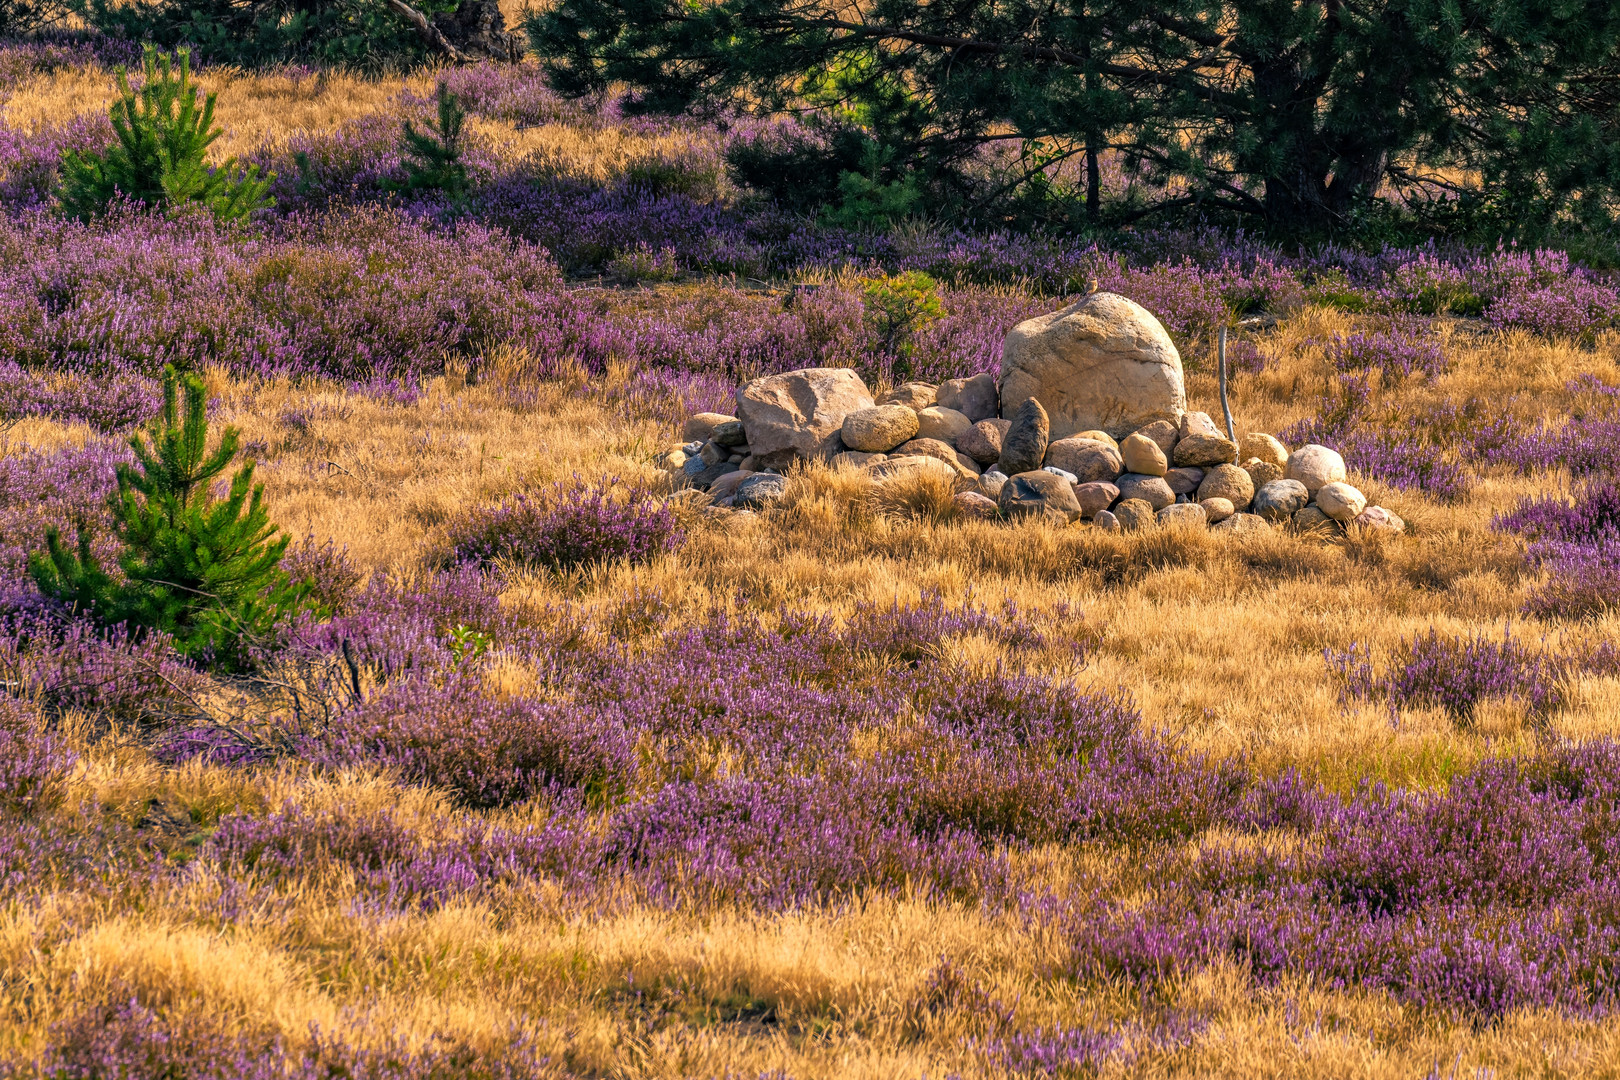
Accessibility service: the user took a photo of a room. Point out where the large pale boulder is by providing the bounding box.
[736,368,874,467]
[1287,444,1347,496]
[1000,292,1186,439]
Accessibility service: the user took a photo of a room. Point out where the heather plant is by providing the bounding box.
[0,362,162,432]
[1494,481,1620,545]
[1380,254,1485,316]
[0,613,207,724]
[1486,278,1620,341]
[1327,627,1565,725]
[29,366,302,668]
[385,85,470,205]
[1324,324,1447,383]
[0,697,74,813]
[311,673,634,809]
[279,536,363,618]
[1520,540,1620,621]
[446,477,684,572]
[1494,482,1620,620]
[605,242,680,283]
[58,47,273,223]
[1281,376,1474,501]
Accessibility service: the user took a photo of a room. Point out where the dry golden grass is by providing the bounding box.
[9,308,1619,1078]
[0,61,719,183]
[8,65,1620,1076]
[1,65,440,158]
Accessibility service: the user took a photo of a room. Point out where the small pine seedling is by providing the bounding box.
[58,46,274,223]
[388,84,470,204]
[30,365,302,669]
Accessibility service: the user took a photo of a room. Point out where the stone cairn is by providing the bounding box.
[658,292,1405,538]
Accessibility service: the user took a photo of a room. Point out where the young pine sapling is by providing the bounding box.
[30,366,303,669]
[59,46,273,222]
[387,84,470,204]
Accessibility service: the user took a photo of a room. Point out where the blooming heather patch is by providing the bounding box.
[1324,323,1447,381]
[0,360,161,430]
[0,697,73,813]
[1487,279,1620,341]
[316,673,635,808]
[1059,740,1620,1018]
[1493,481,1620,619]
[1327,626,1566,724]
[1494,480,1620,545]
[33,989,553,1079]
[0,438,129,609]
[447,477,684,572]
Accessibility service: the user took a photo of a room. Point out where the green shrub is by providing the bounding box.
[80,0,453,71]
[385,84,470,204]
[822,143,923,230]
[30,366,302,670]
[58,47,273,223]
[858,271,943,381]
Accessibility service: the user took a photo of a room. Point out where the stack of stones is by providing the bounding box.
[658,291,1405,537]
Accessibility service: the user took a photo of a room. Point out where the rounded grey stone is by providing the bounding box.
[1252,479,1310,522]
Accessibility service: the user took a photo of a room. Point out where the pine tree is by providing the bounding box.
[387,84,470,203]
[59,46,273,223]
[30,366,301,669]
[528,0,1620,238]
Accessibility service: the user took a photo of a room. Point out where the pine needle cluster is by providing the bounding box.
[30,366,302,669]
[59,46,273,223]
[386,84,470,204]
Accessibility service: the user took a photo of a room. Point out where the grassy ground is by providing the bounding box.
[8,61,1620,1079]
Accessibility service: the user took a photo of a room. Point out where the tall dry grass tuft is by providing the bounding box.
[869,468,961,526]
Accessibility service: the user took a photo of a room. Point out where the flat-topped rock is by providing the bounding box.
[879,382,937,410]
[684,412,738,443]
[1116,473,1175,511]
[999,292,1186,439]
[1044,437,1123,483]
[736,368,874,467]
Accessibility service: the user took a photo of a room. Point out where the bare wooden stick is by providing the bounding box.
[1217,324,1235,442]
